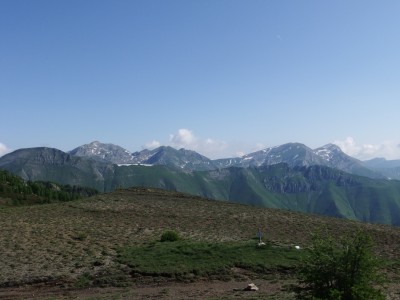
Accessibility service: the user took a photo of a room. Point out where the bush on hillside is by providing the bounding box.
[160,230,180,242]
[296,230,385,300]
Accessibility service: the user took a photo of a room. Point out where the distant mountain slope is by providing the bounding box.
[2,147,400,225]
[131,146,216,171]
[69,141,135,164]
[138,163,396,225]
[70,142,217,171]
[214,143,326,168]
[215,143,383,179]
[363,158,400,180]
[313,144,384,178]
[67,141,385,179]
[112,163,400,225]
[371,167,400,180]
[0,147,115,191]
[364,158,400,169]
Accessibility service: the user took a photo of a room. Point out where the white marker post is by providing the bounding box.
[257,228,262,243]
[257,228,265,246]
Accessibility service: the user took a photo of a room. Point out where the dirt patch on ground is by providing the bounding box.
[2,279,400,300]
[0,278,293,300]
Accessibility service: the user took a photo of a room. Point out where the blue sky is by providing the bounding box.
[1,0,400,159]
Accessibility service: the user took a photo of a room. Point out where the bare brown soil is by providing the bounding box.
[0,277,293,300]
[2,278,400,300]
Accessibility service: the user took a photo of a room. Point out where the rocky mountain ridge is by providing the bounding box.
[69,141,134,164]
[67,141,387,179]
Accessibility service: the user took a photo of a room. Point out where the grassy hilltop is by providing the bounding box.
[1,187,400,299]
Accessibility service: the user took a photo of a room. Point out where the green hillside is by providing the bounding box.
[0,169,98,206]
[110,164,400,226]
[2,147,400,226]
[0,188,399,299]
[0,147,115,191]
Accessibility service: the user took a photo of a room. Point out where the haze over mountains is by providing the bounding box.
[2,141,400,226]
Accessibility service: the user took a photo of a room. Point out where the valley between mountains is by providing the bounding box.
[1,141,400,226]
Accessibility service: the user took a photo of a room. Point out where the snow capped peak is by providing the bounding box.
[320,143,342,152]
[66,140,381,178]
[314,149,332,161]
[69,141,134,164]
[313,144,347,163]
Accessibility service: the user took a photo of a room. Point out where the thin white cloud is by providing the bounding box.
[145,129,271,159]
[0,143,11,157]
[144,140,161,150]
[334,137,400,160]
[251,143,267,152]
[235,151,246,157]
[169,129,228,159]
[169,129,197,148]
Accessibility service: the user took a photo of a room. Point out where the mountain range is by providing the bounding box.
[363,157,400,180]
[68,141,392,179]
[1,141,400,226]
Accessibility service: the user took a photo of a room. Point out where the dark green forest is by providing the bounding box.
[0,169,98,206]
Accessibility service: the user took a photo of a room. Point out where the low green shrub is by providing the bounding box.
[75,272,91,288]
[296,230,385,300]
[160,230,180,242]
[74,232,88,241]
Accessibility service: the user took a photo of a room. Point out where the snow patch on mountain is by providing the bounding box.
[313,144,342,162]
[67,141,386,179]
[69,141,135,164]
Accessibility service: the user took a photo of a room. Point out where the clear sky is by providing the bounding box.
[1,0,400,159]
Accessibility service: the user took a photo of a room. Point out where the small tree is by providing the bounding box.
[296,230,384,300]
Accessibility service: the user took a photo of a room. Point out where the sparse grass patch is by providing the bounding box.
[74,232,88,241]
[92,268,130,287]
[75,272,92,288]
[118,240,304,280]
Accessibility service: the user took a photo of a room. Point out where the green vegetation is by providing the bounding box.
[74,232,88,241]
[83,164,400,226]
[296,230,385,299]
[4,147,400,226]
[160,230,180,242]
[0,188,399,299]
[0,169,98,206]
[75,272,91,288]
[118,239,303,280]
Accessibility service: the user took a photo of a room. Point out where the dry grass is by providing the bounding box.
[1,187,400,298]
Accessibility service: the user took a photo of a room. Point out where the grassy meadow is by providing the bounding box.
[1,188,400,299]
